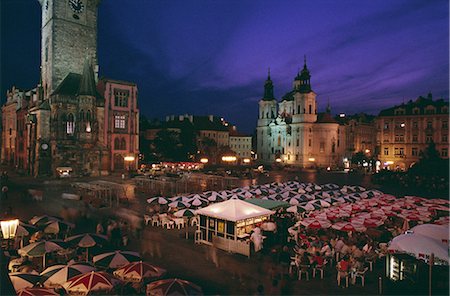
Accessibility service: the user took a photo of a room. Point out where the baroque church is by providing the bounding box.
[256,60,345,168]
[1,0,139,176]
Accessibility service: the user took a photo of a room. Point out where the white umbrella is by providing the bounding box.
[146,197,169,205]
[388,233,449,263]
[411,224,449,244]
[93,250,141,269]
[40,262,96,288]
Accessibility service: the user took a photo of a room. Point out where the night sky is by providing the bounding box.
[1,0,448,134]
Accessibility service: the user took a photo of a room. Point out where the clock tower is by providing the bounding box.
[38,0,100,98]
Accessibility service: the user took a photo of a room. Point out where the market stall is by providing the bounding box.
[195,199,274,257]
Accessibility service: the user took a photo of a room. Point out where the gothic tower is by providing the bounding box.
[38,0,100,98]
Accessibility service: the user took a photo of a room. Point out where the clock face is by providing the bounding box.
[41,143,49,151]
[69,0,84,14]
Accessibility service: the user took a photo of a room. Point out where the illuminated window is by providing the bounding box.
[442,148,448,157]
[66,113,75,135]
[319,142,324,153]
[412,148,418,156]
[384,147,389,155]
[115,115,126,129]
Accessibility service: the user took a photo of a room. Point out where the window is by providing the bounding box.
[412,135,418,142]
[86,110,91,122]
[114,89,129,107]
[319,142,325,153]
[412,108,419,115]
[442,148,448,157]
[121,138,126,150]
[308,139,312,147]
[426,135,433,143]
[114,138,120,150]
[384,148,389,155]
[115,115,126,129]
[412,121,418,129]
[384,123,389,130]
[296,139,299,147]
[427,121,432,129]
[399,148,404,155]
[394,147,399,155]
[331,142,336,153]
[412,148,418,156]
[443,121,448,129]
[394,134,404,142]
[309,105,312,114]
[66,113,75,135]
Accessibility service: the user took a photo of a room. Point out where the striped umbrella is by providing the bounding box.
[65,233,109,261]
[40,262,96,288]
[62,271,120,295]
[188,197,209,208]
[17,221,38,237]
[332,221,367,232]
[93,250,141,269]
[174,209,196,218]
[65,233,108,248]
[113,261,166,282]
[29,216,60,227]
[300,218,332,229]
[18,240,67,268]
[43,220,74,235]
[147,197,169,205]
[17,287,59,296]
[146,278,203,296]
[9,273,42,292]
[168,201,190,209]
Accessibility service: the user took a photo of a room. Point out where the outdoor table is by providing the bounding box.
[237,233,250,239]
[172,218,185,229]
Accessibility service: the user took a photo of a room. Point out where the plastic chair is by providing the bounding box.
[144,215,152,225]
[353,267,369,287]
[151,215,160,226]
[298,265,310,280]
[289,256,298,274]
[365,257,375,271]
[313,260,328,279]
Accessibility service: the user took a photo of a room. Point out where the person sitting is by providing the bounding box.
[351,245,363,259]
[321,242,332,258]
[337,256,350,287]
[312,252,324,267]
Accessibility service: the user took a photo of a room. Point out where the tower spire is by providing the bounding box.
[268,67,271,80]
[263,69,275,100]
[326,98,331,113]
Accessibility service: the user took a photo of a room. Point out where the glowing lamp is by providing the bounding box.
[365,149,370,154]
[200,158,209,164]
[400,123,405,128]
[1,218,19,239]
[308,158,315,162]
[386,161,394,165]
[243,158,251,163]
[275,158,282,163]
[222,156,237,162]
[124,156,135,162]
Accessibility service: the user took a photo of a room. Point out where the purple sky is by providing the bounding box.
[1,0,448,133]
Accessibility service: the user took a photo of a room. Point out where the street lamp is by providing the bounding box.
[1,217,19,249]
[124,155,135,177]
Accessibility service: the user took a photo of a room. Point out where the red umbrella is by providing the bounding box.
[113,261,166,282]
[146,278,203,296]
[332,221,366,232]
[62,271,119,295]
[300,218,331,229]
[17,288,58,296]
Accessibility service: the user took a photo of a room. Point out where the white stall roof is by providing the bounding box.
[196,199,275,222]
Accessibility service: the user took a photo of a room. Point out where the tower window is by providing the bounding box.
[309,105,312,114]
[66,113,75,135]
[115,115,126,129]
[114,89,129,107]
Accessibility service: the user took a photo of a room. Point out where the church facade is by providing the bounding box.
[256,61,345,168]
[1,0,139,176]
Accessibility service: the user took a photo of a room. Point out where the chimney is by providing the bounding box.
[208,115,214,122]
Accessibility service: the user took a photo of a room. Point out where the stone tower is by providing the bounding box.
[38,0,100,98]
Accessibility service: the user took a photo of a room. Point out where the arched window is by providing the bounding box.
[66,113,75,135]
[297,105,300,114]
[121,138,126,150]
[309,105,312,114]
[86,110,91,122]
[79,110,84,121]
[114,138,120,150]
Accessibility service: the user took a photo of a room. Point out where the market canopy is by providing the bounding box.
[196,199,275,222]
[244,198,289,210]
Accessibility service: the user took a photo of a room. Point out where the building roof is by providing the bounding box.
[99,77,137,86]
[281,90,295,102]
[52,73,82,96]
[335,113,376,124]
[196,199,275,222]
[316,112,338,123]
[192,116,229,132]
[378,94,448,116]
[78,58,98,96]
[244,198,289,210]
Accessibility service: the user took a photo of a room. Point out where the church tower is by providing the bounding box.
[38,0,100,98]
[257,69,278,163]
[292,57,317,124]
